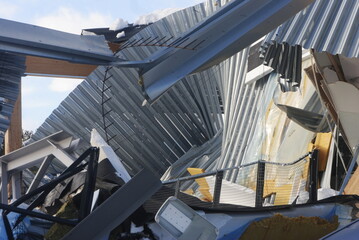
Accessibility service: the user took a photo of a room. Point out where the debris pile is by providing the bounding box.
[240,214,339,240]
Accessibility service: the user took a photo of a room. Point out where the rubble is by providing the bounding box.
[240,214,339,240]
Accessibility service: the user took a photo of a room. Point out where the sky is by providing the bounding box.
[0,0,200,131]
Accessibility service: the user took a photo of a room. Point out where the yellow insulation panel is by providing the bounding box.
[187,168,213,202]
[314,132,332,171]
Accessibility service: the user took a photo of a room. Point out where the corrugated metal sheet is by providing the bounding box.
[261,43,302,92]
[31,0,269,179]
[31,0,226,177]
[29,0,295,181]
[161,50,276,181]
[119,0,314,101]
[262,0,359,58]
[260,0,359,91]
[30,0,323,181]
[0,52,25,143]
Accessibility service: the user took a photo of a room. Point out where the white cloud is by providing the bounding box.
[34,7,114,34]
[22,85,35,95]
[0,2,18,18]
[110,18,129,31]
[134,8,182,25]
[24,99,53,108]
[49,78,83,92]
[22,118,43,132]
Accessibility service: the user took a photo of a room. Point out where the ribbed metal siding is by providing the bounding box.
[161,51,275,181]
[31,0,227,177]
[262,0,359,58]
[0,53,25,143]
[31,0,280,180]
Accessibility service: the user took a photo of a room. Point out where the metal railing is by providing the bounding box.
[163,151,317,208]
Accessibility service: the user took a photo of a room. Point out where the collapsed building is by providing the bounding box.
[0,0,358,239]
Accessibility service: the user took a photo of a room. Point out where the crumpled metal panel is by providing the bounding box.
[32,68,222,176]
[260,0,359,91]
[30,0,317,180]
[0,52,25,143]
[275,103,330,132]
[30,0,228,177]
[262,0,359,58]
[261,42,302,92]
[162,48,277,182]
[116,0,314,101]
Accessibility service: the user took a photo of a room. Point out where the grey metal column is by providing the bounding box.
[11,172,21,200]
[1,163,8,203]
[26,155,55,194]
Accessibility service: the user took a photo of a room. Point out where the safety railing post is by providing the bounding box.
[212,171,224,207]
[309,149,319,203]
[255,161,265,208]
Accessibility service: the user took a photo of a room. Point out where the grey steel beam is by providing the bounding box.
[116,0,314,101]
[63,169,162,240]
[47,140,75,167]
[26,155,54,194]
[0,131,73,172]
[0,18,116,65]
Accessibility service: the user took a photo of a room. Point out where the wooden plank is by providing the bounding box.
[26,56,97,77]
[108,42,121,53]
[5,91,22,154]
[344,167,359,195]
[314,133,332,172]
[263,180,293,205]
[187,168,213,201]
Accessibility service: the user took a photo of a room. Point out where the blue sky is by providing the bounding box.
[0,0,199,130]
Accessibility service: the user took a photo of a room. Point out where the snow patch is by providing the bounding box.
[110,18,129,31]
[134,8,182,25]
[116,31,125,38]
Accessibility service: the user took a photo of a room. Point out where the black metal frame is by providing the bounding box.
[1,147,100,240]
[309,149,319,203]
